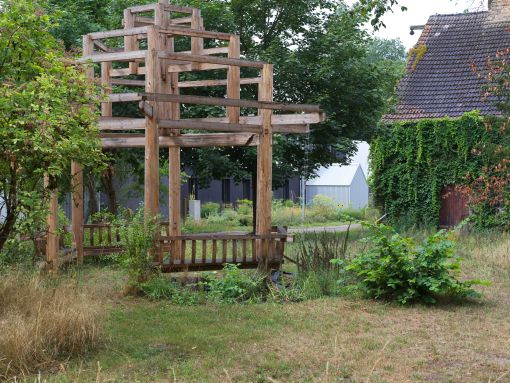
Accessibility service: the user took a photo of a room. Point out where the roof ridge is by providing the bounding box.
[428,10,488,18]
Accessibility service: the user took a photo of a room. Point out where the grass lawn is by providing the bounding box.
[32,233,510,383]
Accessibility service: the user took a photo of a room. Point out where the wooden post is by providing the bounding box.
[44,176,59,270]
[191,9,204,70]
[256,64,273,272]
[145,25,161,218]
[101,62,112,117]
[227,35,241,123]
[123,9,139,74]
[71,162,84,265]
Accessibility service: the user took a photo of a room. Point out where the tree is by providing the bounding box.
[0,0,106,252]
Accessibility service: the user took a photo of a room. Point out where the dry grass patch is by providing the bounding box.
[0,272,102,381]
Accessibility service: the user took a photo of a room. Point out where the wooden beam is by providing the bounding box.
[101,133,259,148]
[178,77,260,88]
[160,26,232,40]
[124,9,139,74]
[227,35,241,124]
[190,113,325,125]
[159,51,265,68]
[101,62,113,116]
[93,40,111,52]
[166,62,230,72]
[127,3,157,13]
[71,162,84,265]
[98,116,313,133]
[140,92,322,113]
[88,26,149,40]
[79,50,146,63]
[99,117,146,130]
[256,64,274,268]
[139,101,154,118]
[144,26,160,218]
[163,4,194,14]
[159,119,262,133]
[111,79,146,87]
[108,93,142,102]
[44,176,59,270]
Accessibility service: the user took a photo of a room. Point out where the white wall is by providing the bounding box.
[349,166,369,209]
[306,185,350,206]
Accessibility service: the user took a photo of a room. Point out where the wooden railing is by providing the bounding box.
[83,223,123,255]
[157,231,287,271]
[82,222,288,271]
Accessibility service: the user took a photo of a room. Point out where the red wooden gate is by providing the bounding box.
[439,185,469,228]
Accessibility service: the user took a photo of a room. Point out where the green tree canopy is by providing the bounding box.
[0,0,106,251]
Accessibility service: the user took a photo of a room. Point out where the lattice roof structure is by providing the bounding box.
[44,0,325,271]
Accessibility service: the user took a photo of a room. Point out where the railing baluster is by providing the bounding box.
[115,226,120,242]
[98,225,103,244]
[181,239,186,265]
[212,240,217,264]
[252,238,256,262]
[191,240,197,264]
[222,239,227,263]
[107,225,112,245]
[242,239,247,262]
[90,226,94,246]
[202,239,207,263]
[232,240,237,262]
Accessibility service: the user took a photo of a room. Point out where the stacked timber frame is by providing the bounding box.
[45,0,325,271]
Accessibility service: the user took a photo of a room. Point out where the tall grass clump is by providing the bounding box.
[287,229,355,298]
[0,273,101,381]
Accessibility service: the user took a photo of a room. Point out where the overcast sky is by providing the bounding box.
[347,0,488,49]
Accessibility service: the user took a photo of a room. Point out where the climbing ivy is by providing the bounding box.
[370,112,509,228]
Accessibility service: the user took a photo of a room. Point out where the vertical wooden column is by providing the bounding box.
[71,162,84,265]
[71,34,95,267]
[123,9,139,74]
[144,25,161,218]
[227,35,241,123]
[44,176,59,269]
[256,64,274,270]
[101,62,112,117]
[191,9,204,70]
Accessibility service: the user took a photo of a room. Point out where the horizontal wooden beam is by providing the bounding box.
[135,16,193,26]
[178,77,260,88]
[127,3,157,13]
[111,79,145,87]
[111,78,259,88]
[99,117,145,130]
[191,113,326,125]
[88,26,148,40]
[79,50,146,63]
[160,26,232,40]
[163,4,195,14]
[108,93,142,102]
[158,119,262,133]
[140,92,323,113]
[159,52,265,69]
[101,133,259,148]
[167,63,230,72]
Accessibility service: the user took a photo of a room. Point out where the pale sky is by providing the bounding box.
[348,0,488,49]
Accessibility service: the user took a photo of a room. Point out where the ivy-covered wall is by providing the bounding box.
[370,112,502,228]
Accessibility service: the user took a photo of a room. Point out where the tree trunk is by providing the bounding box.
[86,173,99,220]
[101,165,117,216]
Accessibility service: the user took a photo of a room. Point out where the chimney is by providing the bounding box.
[488,0,510,20]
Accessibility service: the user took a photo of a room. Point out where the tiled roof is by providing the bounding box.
[384,11,510,122]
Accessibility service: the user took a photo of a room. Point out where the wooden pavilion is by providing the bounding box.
[45,0,325,271]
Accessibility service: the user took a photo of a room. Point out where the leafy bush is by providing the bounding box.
[203,264,264,304]
[206,209,240,226]
[201,202,221,218]
[345,223,488,304]
[116,209,159,286]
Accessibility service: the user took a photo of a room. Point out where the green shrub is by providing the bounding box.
[116,209,159,286]
[203,264,264,304]
[140,274,203,305]
[206,209,240,226]
[201,202,220,218]
[345,223,488,304]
